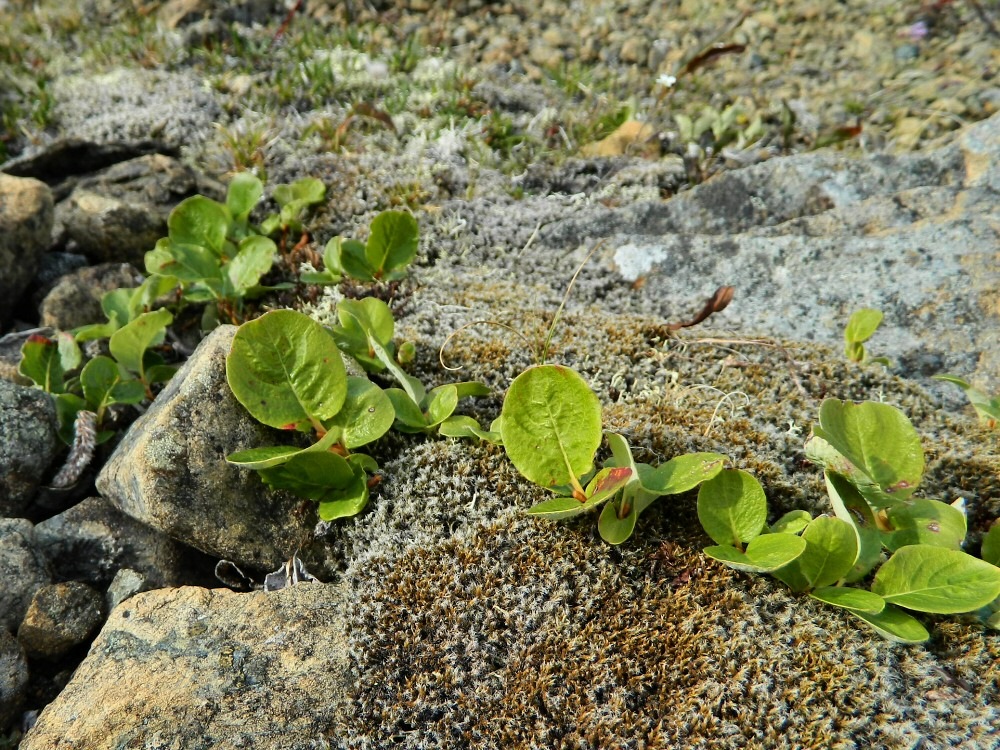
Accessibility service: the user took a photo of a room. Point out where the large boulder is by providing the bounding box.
[19,583,351,749]
[95,326,333,575]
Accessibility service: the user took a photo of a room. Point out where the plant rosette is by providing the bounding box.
[700,398,1000,643]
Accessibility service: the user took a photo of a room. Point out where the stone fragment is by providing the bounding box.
[17,582,104,660]
[0,629,30,728]
[0,173,53,322]
[0,520,51,633]
[0,380,61,517]
[104,568,151,612]
[39,263,140,330]
[0,139,172,186]
[57,154,208,265]
[96,326,336,575]
[34,496,206,589]
[19,583,351,750]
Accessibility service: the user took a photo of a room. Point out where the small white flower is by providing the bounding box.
[656,73,677,88]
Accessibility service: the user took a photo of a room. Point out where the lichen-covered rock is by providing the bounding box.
[0,173,53,323]
[17,582,104,660]
[95,326,334,575]
[0,629,30,729]
[0,379,61,517]
[19,583,351,750]
[33,496,211,589]
[39,263,141,330]
[0,519,50,633]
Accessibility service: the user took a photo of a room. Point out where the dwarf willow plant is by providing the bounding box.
[700,398,1000,643]
[300,209,419,285]
[19,309,176,443]
[144,172,279,327]
[225,303,490,520]
[843,308,888,365]
[497,363,726,544]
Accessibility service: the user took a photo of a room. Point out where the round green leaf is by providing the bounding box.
[745,532,807,571]
[770,509,812,535]
[810,586,885,615]
[19,334,65,393]
[799,515,859,589]
[226,235,275,295]
[256,450,355,501]
[366,210,418,279]
[598,500,637,545]
[849,604,930,644]
[844,308,883,344]
[500,364,602,490]
[639,452,727,496]
[871,545,1000,614]
[146,240,221,282]
[883,498,967,552]
[323,377,394,448]
[226,172,264,219]
[385,388,428,431]
[168,195,229,254]
[813,399,924,501]
[81,356,142,411]
[227,309,347,430]
[696,469,768,547]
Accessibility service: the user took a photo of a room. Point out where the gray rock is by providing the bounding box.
[96,326,331,574]
[0,173,54,322]
[0,138,175,188]
[33,496,201,589]
[19,583,350,750]
[39,263,141,330]
[17,582,104,660]
[0,629,29,729]
[0,379,61,517]
[104,568,151,612]
[57,154,210,265]
[0,519,50,634]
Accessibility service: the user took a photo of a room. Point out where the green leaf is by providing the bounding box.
[500,364,603,491]
[385,388,429,431]
[328,237,372,281]
[770,509,812,535]
[825,470,882,582]
[844,308,883,345]
[275,177,325,208]
[882,498,967,551]
[850,604,930,644]
[810,586,885,615]
[322,376,394,448]
[167,195,229,254]
[696,469,768,547]
[109,308,173,381]
[529,466,635,521]
[598,500,637,545]
[227,445,305,469]
[226,309,347,430]
[226,235,276,296]
[704,533,806,573]
[257,450,355,499]
[365,210,418,280]
[982,523,1000,567]
[333,297,396,369]
[871,545,1000,613]
[813,399,924,503]
[425,385,459,427]
[146,239,221,283]
[226,172,264,220]
[437,415,502,443]
[933,374,1000,427]
[19,335,65,393]
[317,467,370,520]
[56,332,81,373]
[798,515,859,589]
[639,452,727,495]
[53,393,87,444]
[81,356,143,412]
